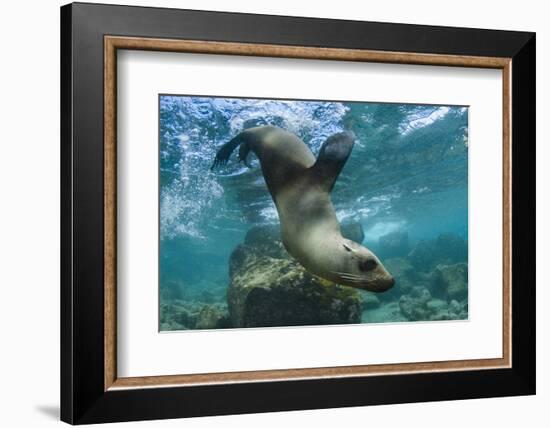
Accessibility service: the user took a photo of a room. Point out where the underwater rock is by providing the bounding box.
[425,298,448,315]
[378,231,409,258]
[407,233,467,272]
[448,299,462,315]
[399,286,432,321]
[431,263,468,302]
[175,307,196,328]
[361,291,381,310]
[242,224,290,260]
[428,298,468,321]
[227,227,363,327]
[378,257,431,302]
[382,257,415,297]
[159,302,196,330]
[361,301,408,323]
[399,285,468,322]
[195,304,231,329]
[160,301,230,331]
[341,222,365,244]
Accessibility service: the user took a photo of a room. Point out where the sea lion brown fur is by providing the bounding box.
[212,125,394,292]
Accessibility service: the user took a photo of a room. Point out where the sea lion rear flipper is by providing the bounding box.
[310,131,355,191]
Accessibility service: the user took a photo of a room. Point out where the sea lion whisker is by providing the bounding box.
[340,279,363,285]
[337,273,360,279]
[333,272,364,283]
[344,277,363,283]
[345,276,362,280]
[333,271,363,279]
[341,276,364,282]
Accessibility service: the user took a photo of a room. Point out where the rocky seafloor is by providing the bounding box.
[160,225,468,330]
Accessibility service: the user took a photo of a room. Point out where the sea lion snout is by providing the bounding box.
[357,272,395,292]
[372,275,395,292]
[370,264,395,292]
[335,272,395,292]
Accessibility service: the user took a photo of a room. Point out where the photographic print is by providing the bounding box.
[159,95,469,331]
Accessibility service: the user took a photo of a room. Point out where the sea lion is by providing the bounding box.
[211,125,394,292]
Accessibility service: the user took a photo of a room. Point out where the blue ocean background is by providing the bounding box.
[159,95,469,330]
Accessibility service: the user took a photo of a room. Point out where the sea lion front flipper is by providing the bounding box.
[211,131,257,170]
[310,131,355,192]
[211,134,244,170]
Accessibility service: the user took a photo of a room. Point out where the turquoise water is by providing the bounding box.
[159,95,469,331]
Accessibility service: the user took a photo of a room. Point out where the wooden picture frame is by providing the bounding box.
[61,2,535,424]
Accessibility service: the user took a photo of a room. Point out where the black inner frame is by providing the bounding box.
[61,2,535,424]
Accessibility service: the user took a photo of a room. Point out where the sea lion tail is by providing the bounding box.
[310,131,355,192]
[211,133,248,170]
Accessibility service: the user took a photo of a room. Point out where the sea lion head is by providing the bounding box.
[332,239,394,292]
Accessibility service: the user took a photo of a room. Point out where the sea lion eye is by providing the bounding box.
[342,243,354,252]
[359,259,377,272]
